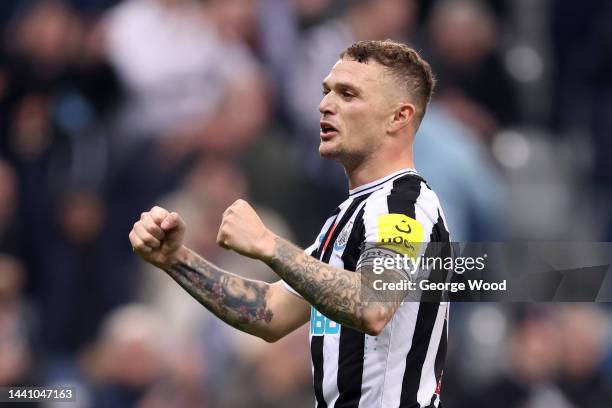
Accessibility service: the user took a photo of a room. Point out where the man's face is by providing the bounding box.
[319,58,397,166]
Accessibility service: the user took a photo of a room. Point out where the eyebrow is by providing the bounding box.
[322,80,362,93]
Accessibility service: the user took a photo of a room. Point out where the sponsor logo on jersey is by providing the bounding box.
[310,307,340,336]
[377,213,424,257]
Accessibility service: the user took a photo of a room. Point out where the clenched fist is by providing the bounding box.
[129,206,186,269]
[217,199,276,261]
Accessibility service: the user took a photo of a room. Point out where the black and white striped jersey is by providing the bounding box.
[284,168,450,408]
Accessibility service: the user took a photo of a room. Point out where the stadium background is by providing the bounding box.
[0,0,611,406]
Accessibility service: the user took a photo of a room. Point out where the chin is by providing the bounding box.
[319,142,341,160]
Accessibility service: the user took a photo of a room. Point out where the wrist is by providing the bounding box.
[258,230,278,263]
[162,245,190,270]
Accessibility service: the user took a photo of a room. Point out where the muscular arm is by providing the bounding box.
[131,202,401,341]
[264,237,404,336]
[165,246,310,342]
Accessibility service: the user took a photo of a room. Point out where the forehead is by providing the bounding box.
[323,58,386,88]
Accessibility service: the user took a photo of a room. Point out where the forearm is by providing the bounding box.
[164,246,275,340]
[265,237,387,334]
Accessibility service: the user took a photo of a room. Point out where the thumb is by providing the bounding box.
[161,212,183,232]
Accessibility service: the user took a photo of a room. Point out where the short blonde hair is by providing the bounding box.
[340,39,436,126]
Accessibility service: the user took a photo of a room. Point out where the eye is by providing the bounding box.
[322,89,330,96]
[342,91,355,99]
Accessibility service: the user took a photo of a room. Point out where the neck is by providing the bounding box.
[345,150,415,190]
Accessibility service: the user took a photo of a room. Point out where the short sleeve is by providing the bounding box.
[357,187,438,280]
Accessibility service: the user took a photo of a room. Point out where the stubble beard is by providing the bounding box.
[320,140,368,173]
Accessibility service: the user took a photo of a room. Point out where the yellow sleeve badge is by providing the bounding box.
[376,213,424,258]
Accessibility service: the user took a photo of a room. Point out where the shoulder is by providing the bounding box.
[358,175,435,241]
[363,174,441,216]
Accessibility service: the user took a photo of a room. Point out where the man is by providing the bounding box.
[129,40,449,408]
[284,0,416,245]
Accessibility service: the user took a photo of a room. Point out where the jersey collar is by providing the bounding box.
[348,168,418,197]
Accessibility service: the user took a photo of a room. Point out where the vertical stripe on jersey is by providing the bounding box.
[386,176,431,408]
[357,189,395,408]
[340,207,365,272]
[387,175,424,219]
[336,327,366,408]
[313,208,340,408]
[359,176,425,408]
[415,304,447,406]
[314,193,371,408]
[422,210,452,303]
[312,335,327,408]
[434,319,447,395]
[336,207,367,408]
[399,302,440,407]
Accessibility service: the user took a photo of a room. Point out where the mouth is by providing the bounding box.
[320,121,339,140]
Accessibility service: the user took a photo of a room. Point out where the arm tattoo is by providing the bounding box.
[164,250,273,334]
[266,237,400,332]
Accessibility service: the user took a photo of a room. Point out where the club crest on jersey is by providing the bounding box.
[377,213,424,257]
[333,220,353,251]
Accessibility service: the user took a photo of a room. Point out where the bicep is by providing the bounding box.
[265,280,311,340]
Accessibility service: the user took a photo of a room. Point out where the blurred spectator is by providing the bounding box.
[134,158,297,403]
[135,337,209,408]
[0,255,38,393]
[205,0,258,45]
[415,104,506,240]
[469,308,571,408]
[81,304,208,408]
[137,158,294,336]
[417,0,511,26]
[0,159,27,257]
[101,1,270,281]
[446,305,612,408]
[293,0,332,28]
[0,1,125,363]
[104,0,268,159]
[551,0,612,240]
[69,0,122,14]
[556,305,612,408]
[3,0,119,119]
[425,0,519,139]
[218,325,312,408]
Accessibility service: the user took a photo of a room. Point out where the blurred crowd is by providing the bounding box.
[0,0,610,407]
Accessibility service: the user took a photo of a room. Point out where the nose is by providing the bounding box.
[318,92,336,116]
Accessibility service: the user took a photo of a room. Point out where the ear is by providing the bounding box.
[388,103,416,134]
